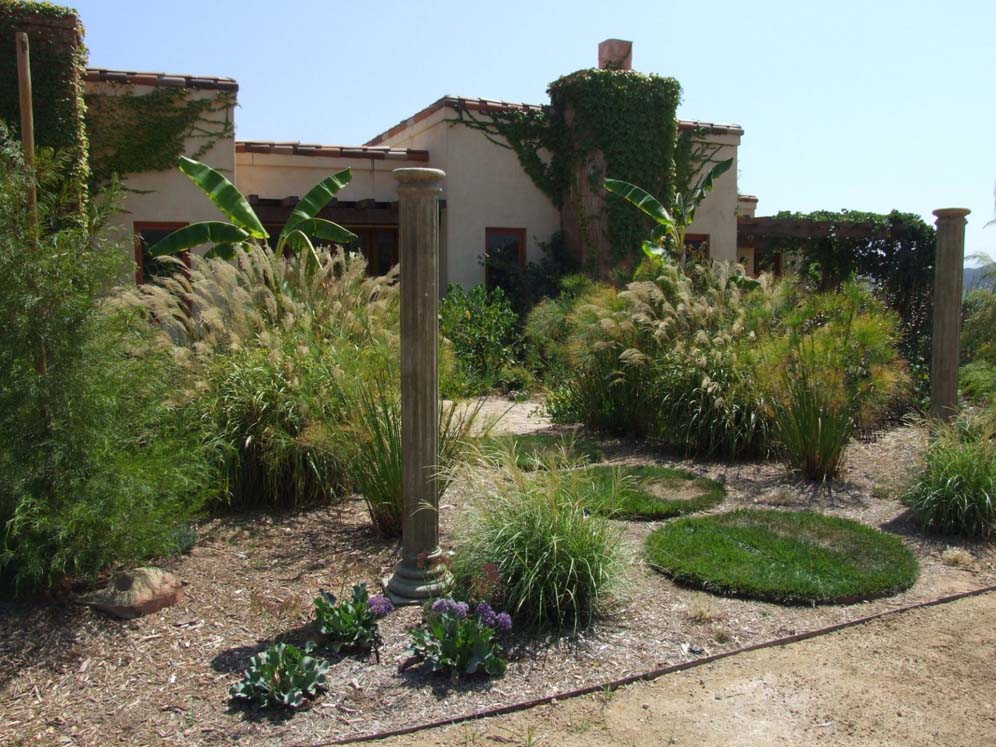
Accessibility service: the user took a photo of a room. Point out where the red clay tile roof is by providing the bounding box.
[365,95,743,145]
[235,141,430,162]
[84,68,238,92]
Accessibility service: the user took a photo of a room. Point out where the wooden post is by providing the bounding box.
[15,32,38,244]
[929,207,971,420]
[386,167,450,604]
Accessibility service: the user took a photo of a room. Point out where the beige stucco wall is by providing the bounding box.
[86,82,236,246]
[376,106,562,288]
[684,131,741,263]
[235,152,406,203]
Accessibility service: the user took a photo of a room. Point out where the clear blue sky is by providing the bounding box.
[72,0,995,260]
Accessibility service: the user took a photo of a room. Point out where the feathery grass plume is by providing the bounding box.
[451,455,624,632]
[117,245,401,509]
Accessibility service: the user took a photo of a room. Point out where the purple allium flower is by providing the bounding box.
[368,594,394,618]
[452,601,470,619]
[475,602,497,627]
[431,598,449,614]
[494,612,512,632]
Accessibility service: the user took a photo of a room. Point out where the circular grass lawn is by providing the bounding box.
[578,465,725,520]
[483,433,604,471]
[645,509,919,605]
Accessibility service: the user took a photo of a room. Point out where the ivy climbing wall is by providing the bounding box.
[0,0,88,212]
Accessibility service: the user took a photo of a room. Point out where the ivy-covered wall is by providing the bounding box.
[0,0,88,208]
[85,85,235,184]
[456,69,683,274]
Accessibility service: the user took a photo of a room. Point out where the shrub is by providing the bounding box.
[452,463,623,631]
[407,598,512,679]
[120,246,399,509]
[646,509,919,604]
[522,274,596,378]
[440,283,518,392]
[549,260,784,457]
[904,414,996,538]
[960,360,996,402]
[312,582,393,654]
[0,126,217,593]
[229,642,329,709]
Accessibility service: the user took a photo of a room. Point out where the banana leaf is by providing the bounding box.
[604,178,674,228]
[178,157,268,239]
[279,169,353,246]
[149,221,250,257]
[281,218,357,249]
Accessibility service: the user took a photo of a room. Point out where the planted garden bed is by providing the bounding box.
[1,407,994,747]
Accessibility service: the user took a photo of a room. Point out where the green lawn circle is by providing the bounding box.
[645,509,919,605]
[578,464,725,520]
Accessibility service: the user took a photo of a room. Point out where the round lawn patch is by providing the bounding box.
[645,509,919,605]
[579,465,725,520]
[484,433,604,470]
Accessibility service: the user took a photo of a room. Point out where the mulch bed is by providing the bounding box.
[2,410,995,747]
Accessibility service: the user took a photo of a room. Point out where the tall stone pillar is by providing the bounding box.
[386,167,450,603]
[929,208,971,421]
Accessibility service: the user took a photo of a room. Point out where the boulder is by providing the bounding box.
[80,567,184,619]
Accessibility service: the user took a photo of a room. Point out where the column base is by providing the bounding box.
[384,549,452,606]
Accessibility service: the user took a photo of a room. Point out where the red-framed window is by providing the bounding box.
[484,227,526,291]
[134,222,190,285]
[344,226,399,276]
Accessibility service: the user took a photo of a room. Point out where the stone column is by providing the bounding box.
[929,208,971,421]
[386,167,450,604]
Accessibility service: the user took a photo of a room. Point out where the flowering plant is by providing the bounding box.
[408,597,512,679]
[313,582,393,656]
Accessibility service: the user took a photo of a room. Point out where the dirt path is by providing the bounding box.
[379,589,996,747]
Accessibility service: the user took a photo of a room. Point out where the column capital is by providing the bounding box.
[393,167,445,190]
[932,207,971,223]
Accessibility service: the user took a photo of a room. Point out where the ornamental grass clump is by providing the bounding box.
[312,582,393,657]
[452,460,623,632]
[407,597,512,679]
[904,413,996,539]
[229,642,329,710]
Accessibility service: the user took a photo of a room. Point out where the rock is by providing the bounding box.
[80,567,184,619]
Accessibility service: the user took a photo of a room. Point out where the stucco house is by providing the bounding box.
[87,42,750,288]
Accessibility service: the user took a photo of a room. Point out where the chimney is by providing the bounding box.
[598,39,633,70]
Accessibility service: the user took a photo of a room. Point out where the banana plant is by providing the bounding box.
[605,156,732,266]
[149,156,356,261]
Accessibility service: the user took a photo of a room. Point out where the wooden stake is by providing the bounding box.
[15,31,38,245]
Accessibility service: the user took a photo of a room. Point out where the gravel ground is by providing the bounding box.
[1,401,993,746]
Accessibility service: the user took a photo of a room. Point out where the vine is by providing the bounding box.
[85,85,235,184]
[0,0,89,215]
[455,69,692,266]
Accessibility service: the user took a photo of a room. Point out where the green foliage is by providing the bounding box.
[481,433,604,471]
[645,509,919,604]
[961,287,996,367]
[0,0,89,211]
[481,231,578,319]
[576,465,725,520]
[0,125,216,593]
[549,260,782,458]
[522,273,597,378]
[229,642,329,709]
[763,209,935,376]
[408,599,510,679]
[312,583,391,654]
[452,462,623,631]
[120,245,400,510]
[439,283,519,392]
[85,86,235,184]
[903,413,996,538]
[148,157,354,259]
[455,69,683,265]
[959,360,996,402]
[334,375,484,537]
